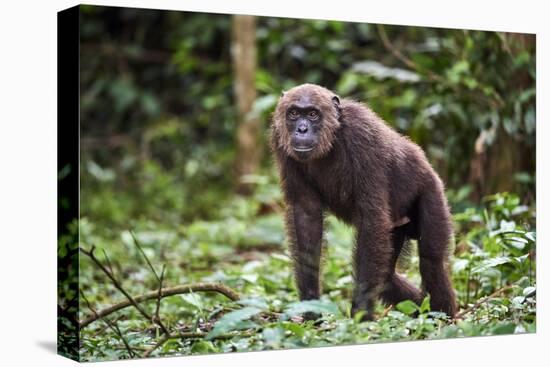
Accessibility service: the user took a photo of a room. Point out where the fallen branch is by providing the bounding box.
[80,244,242,358]
[454,284,515,320]
[80,283,240,328]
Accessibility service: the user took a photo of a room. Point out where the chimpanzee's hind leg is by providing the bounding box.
[417,181,457,317]
[380,225,423,306]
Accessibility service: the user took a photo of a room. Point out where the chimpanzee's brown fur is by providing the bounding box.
[271,84,457,320]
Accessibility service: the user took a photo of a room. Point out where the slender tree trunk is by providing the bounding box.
[232,15,260,195]
[470,126,522,200]
[469,33,535,201]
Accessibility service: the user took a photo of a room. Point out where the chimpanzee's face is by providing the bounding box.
[285,99,323,160]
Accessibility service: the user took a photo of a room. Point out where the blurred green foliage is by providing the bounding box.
[78,182,535,360]
[79,6,535,226]
[74,6,536,361]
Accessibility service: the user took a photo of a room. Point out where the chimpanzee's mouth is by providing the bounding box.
[292,146,314,152]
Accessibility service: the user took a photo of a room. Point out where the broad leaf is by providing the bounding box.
[471,257,512,274]
[206,307,262,340]
[284,299,340,317]
[396,300,419,315]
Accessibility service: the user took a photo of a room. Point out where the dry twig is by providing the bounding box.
[153,265,166,330]
[81,290,136,358]
[381,304,394,318]
[454,284,515,320]
[80,244,242,358]
[81,247,158,329]
[128,233,171,335]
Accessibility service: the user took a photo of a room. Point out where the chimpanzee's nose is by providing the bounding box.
[297,124,308,134]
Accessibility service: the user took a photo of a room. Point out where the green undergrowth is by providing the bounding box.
[76,185,535,361]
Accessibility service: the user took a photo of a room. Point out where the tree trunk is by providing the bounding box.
[232,15,260,195]
[468,33,535,201]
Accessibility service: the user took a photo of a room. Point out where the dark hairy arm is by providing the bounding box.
[280,160,324,301]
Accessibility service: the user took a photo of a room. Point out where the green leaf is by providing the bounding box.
[179,293,203,311]
[206,307,262,340]
[523,286,536,297]
[352,61,420,82]
[250,94,278,118]
[513,254,530,264]
[284,299,340,317]
[525,232,536,243]
[190,340,217,354]
[419,296,431,314]
[281,322,306,337]
[511,296,525,307]
[262,327,284,347]
[446,60,470,84]
[336,72,358,95]
[490,322,516,335]
[396,300,419,315]
[241,273,259,283]
[471,257,512,274]
[452,258,469,273]
[237,297,269,310]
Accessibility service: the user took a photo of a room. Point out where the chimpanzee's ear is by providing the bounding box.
[332,95,341,120]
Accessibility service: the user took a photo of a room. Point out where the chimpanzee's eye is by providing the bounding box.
[288,109,299,119]
[308,110,319,120]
